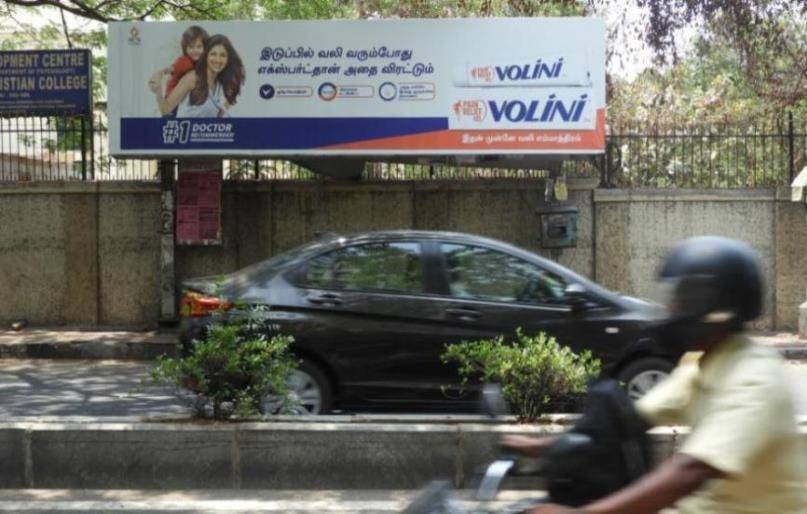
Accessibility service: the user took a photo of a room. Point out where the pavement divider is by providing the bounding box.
[3,419,804,491]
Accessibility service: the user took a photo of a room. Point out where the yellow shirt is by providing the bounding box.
[637,335,806,514]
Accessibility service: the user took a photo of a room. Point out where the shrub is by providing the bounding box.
[442,329,601,422]
[148,306,298,420]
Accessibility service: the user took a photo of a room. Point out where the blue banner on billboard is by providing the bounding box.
[0,49,92,116]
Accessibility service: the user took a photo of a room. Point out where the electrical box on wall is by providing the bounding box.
[792,166,807,203]
[539,206,578,248]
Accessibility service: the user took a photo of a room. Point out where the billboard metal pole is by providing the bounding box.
[159,159,177,324]
[788,111,795,184]
[80,116,87,180]
[89,114,95,180]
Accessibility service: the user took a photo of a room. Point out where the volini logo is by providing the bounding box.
[452,100,487,122]
[470,66,494,83]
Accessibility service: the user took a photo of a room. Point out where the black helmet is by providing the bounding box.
[655,236,763,351]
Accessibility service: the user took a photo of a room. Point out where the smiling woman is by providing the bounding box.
[154,34,245,118]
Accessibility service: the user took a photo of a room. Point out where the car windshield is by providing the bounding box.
[242,235,341,278]
[186,234,341,295]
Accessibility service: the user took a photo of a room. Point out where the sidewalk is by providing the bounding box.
[0,488,548,513]
[0,327,805,360]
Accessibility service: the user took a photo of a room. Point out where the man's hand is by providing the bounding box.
[500,434,558,458]
[526,503,585,514]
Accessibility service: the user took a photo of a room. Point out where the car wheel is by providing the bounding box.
[263,360,333,415]
[617,357,675,401]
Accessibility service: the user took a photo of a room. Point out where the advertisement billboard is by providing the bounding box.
[108,18,605,157]
[0,49,92,116]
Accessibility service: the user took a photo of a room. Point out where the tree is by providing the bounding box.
[633,0,806,112]
[4,0,802,121]
[0,0,586,99]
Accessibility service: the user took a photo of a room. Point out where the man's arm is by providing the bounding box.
[530,453,725,514]
[500,434,559,458]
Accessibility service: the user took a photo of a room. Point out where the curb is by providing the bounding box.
[0,419,803,491]
[0,340,178,360]
[0,420,653,491]
[0,331,178,360]
[782,347,807,360]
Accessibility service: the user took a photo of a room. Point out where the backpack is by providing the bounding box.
[543,379,653,507]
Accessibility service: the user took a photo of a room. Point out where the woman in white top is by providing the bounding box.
[154,34,245,118]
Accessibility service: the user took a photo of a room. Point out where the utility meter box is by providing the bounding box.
[539,206,578,248]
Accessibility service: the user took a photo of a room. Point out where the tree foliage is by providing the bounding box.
[2,0,803,123]
[609,13,806,126]
[0,0,585,100]
[617,0,807,121]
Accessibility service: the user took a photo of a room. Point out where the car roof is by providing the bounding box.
[334,230,516,246]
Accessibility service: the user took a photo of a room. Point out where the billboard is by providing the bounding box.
[0,49,92,116]
[108,18,605,157]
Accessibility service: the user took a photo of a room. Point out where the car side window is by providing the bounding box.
[441,243,567,304]
[305,242,424,294]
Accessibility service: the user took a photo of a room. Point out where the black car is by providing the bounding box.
[179,230,675,414]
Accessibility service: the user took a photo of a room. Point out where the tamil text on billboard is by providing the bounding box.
[0,49,92,116]
[108,19,605,157]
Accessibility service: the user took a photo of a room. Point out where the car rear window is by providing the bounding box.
[304,242,424,294]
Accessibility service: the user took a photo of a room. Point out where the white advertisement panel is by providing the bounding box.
[108,18,605,157]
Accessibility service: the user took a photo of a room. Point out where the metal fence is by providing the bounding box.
[607,114,806,188]
[0,113,804,187]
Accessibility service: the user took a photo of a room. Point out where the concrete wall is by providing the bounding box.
[1,181,805,329]
[174,180,595,284]
[594,188,807,330]
[0,182,159,328]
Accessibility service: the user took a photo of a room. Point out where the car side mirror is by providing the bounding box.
[564,283,589,309]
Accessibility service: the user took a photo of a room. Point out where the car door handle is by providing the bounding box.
[445,307,482,321]
[307,293,343,306]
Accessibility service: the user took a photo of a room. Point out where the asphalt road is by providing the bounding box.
[0,359,805,419]
[0,359,188,419]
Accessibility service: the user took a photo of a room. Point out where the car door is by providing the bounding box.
[423,241,585,387]
[290,239,458,404]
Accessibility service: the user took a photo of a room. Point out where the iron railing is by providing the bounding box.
[607,114,805,188]
[0,113,803,187]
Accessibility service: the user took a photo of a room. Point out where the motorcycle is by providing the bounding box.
[402,380,653,514]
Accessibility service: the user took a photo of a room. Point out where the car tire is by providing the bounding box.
[264,360,333,415]
[616,357,675,401]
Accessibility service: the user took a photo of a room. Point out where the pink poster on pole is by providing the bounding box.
[176,160,222,245]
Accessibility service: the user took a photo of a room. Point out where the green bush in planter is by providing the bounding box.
[442,329,601,422]
[148,307,298,420]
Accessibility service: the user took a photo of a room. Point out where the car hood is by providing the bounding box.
[618,295,666,319]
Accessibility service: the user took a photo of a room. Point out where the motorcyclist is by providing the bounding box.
[504,236,805,514]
